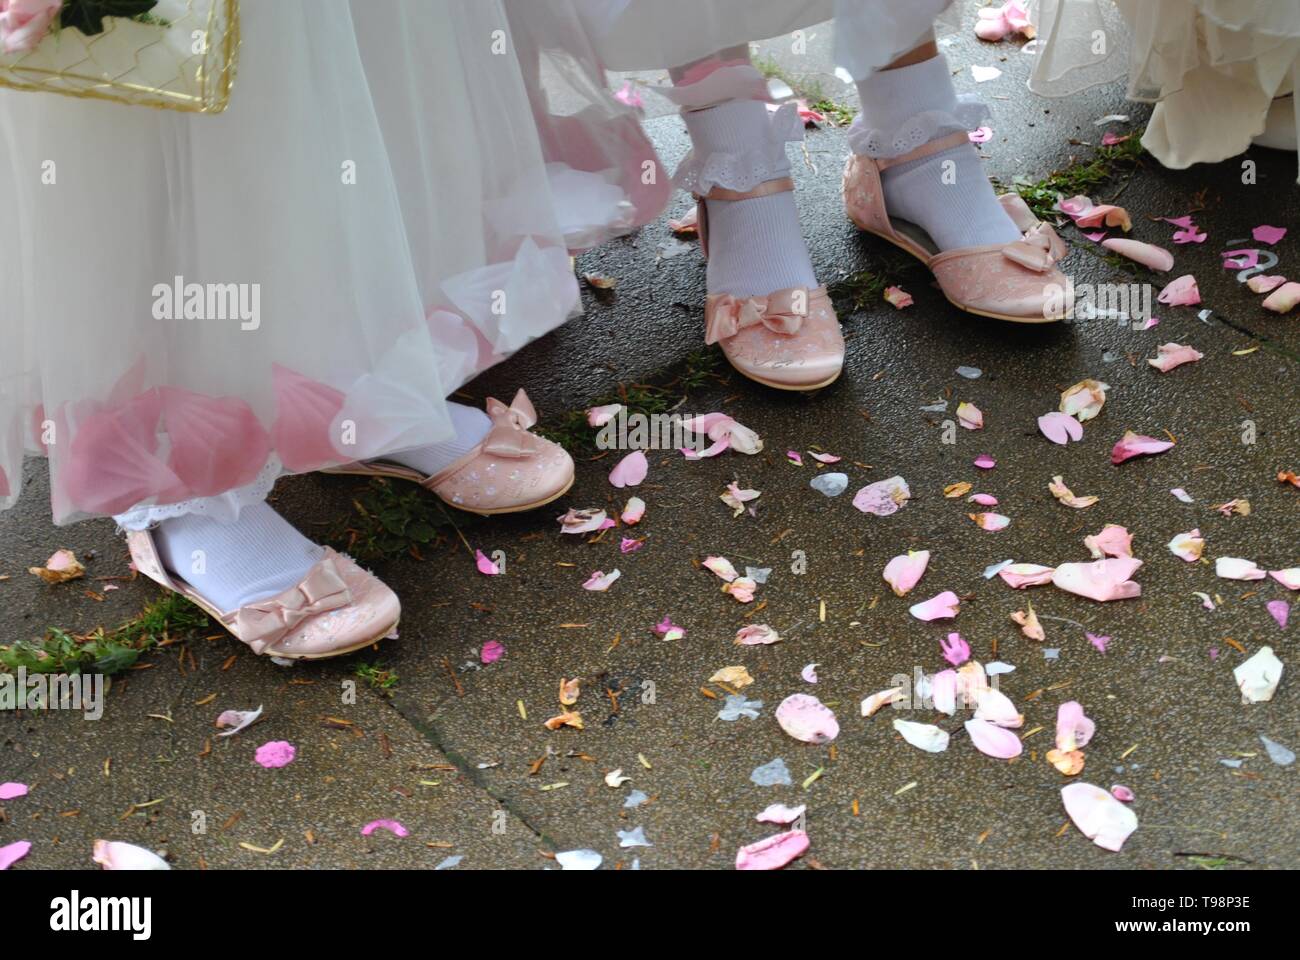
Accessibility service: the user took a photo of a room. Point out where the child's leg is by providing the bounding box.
[852,36,1022,251]
[671,48,816,298]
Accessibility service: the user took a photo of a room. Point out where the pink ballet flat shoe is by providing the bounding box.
[844,131,1073,323]
[696,179,845,390]
[326,389,574,516]
[126,529,400,660]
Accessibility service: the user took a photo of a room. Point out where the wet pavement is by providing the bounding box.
[2,21,1296,870]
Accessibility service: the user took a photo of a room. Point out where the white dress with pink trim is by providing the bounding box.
[0,0,665,525]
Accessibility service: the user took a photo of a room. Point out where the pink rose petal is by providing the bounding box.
[0,841,31,871]
[941,632,971,667]
[998,563,1056,588]
[215,706,263,738]
[974,688,1023,728]
[1253,224,1287,245]
[480,640,505,664]
[1246,274,1286,294]
[1038,411,1084,445]
[1148,342,1203,372]
[361,819,409,838]
[909,591,961,621]
[735,830,809,870]
[254,740,296,769]
[1111,431,1174,465]
[1266,600,1289,629]
[92,840,170,870]
[1056,700,1095,751]
[735,623,780,645]
[586,404,624,427]
[775,694,839,744]
[582,569,621,591]
[1262,281,1300,314]
[883,550,930,596]
[852,476,911,516]
[621,496,645,524]
[883,285,913,309]
[964,718,1023,759]
[1216,557,1266,581]
[1111,784,1135,802]
[1222,248,1260,270]
[1156,274,1200,306]
[1101,238,1173,272]
[970,512,1010,531]
[755,803,806,825]
[1084,524,1132,559]
[968,126,993,143]
[1061,782,1138,852]
[1052,558,1143,602]
[0,782,29,801]
[608,450,648,488]
[974,454,996,470]
[475,549,501,576]
[1269,568,1300,590]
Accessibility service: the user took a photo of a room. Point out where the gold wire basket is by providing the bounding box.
[0,0,239,114]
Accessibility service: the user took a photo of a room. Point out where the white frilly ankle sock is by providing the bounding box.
[387,401,491,478]
[855,55,1021,251]
[154,502,324,612]
[681,99,817,297]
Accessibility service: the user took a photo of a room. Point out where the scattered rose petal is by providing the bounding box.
[957,402,983,430]
[475,549,502,576]
[852,476,911,515]
[722,577,757,603]
[786,450,803,466]
[776,694,839,744]
[969,125,993,143]
[1102,237,1172,271]
[0,841,31,871]
[608,450,648,488]
[1247,274,1286,293]
[1038,411,1084,445]
[735,623,780,646]
[215,706,263,738]
[969,512,1010,531]
[679,412,763,458]
[883,550,930,596]
[974,688,1023,728]
[0,782,28,801]
[1088,632,1110,653]
[1233,646,1282,704]
[800,663,819,684]
[255,741,296,769]
[1253,224,1287,245]
[1147,342,1203,372]
[909,591,960,621]
[1061,782,1138,852]
[1085,524,1133,559]
[92,840,170,871]
[882,285,914,310]
[361,819,408,838]
[1167,529,1204,562]
[621,496,645,525]
[1215,557,1266,581]
[1056,701,1095,752]
[1269,568,1300,590]
[1157,274,1200,306]
[558,508,609,534]
[893,719,950,753]
[735,830,809,870]
[1262,281,1300,313]
[974,454,996,469]
[1053,558,1143,601]
[1076,204,1131,231]
[721,482,761,517]
[655,616,686,641]
[480,640,505,664]
[583,569,621,591]
[1049,476,1098,508]
[605,768,632,788]
[587,403,624,427]
[1111,784,1135,802]
[1111,431,1174,464]
[861,687,904,717]
[703,556,739,582]
[710,665,754,688]
[1171,487,1194,503]
[28,549,85,584]
[965,717,1023,759]
[1011,603,1046,641]
[1266,600,1289,629]
[808,451,842,463]
[969,493,999,506]
[544,710,584,731]
[940,632,971,667]
[556,849,602,870]
[999,563,1056,588]
[1047,748,1086,775]
[756,803,806,825]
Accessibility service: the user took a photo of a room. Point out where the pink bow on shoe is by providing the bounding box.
[704,289,808,345]
[234,551,353,653]
[482,389,544,458]
[1002,222,1067,273]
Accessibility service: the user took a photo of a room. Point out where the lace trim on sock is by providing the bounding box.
[114,456,283,532]
[674,101,804,196]
[847,96,990,159]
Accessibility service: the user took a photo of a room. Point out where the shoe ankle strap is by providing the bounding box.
[876,131,971,171]
[697,176,795,202]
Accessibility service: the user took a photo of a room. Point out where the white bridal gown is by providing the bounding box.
[0,0,958,525]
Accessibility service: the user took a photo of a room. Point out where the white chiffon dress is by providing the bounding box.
[1029,0,1300,177]
[0,0,665,525]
